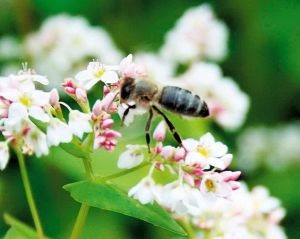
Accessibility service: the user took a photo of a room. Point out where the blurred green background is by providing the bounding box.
[0,0,299,238]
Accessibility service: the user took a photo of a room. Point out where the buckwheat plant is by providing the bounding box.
[0,3,286,239]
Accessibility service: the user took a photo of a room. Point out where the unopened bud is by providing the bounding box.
[221,171,241,182]
[61,78,77,94]
[153,121,166,142]
[49,89,60,108]
[75,87,87,102]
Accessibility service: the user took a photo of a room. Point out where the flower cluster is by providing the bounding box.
[2,15,122,89]
[91,92,121,151]
[160,4,228,63]
[119,122,241,212]
[194,183,287,239]
[0,69,55,168]
[0,62,124,169]
[237,123,300,172]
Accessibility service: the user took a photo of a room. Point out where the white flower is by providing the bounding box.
[237,124,300,172]
[24,125,49,157]
[0,142,9,170]
[119,54,146,78]
[200,173,231,198]
[75,61,119,90]
[183,133,232,170]
[0,72,51,123]
[128,176,158,204]
[158,182,205,216]
[160,4,228,63]
[47,118,73,146]
[68,110,92,139]
[3,103,29,133]
[118,145,146,169]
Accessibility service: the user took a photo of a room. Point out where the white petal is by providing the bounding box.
[0,142,9,170]
[47,118,73,146]
[212,142,227,157]
[182,138,198,151]
[84,78,100,90]
[101,71,119,84]
[8,103,28,119]
[68,110,92,138]
[185,151,204,165]
[31,90,50,106]
[128,177,156,204]
[200,133,215,145]
[29,106,50,122]
[75,70,90,83]
[118,150,144,169]
[0,89,20,102]
[208,157,226,170]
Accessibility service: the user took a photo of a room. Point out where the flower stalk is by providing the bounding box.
[15,148,45,239]
[69,203,90,239]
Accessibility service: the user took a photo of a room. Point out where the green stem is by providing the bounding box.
[69,153,94,239]
[177,218,196,239]
[69,204,90,239]
[96,162,150,182]
[82,156,94,180]
[15,149,45,239]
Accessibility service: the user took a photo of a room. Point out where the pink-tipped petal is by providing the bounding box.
[153,121,166,142]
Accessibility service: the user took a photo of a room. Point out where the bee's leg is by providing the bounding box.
[145,108,153,153]
[152,105,182,145]
[122,104,136,124]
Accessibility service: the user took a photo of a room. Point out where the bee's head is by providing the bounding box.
[120,77,135,102]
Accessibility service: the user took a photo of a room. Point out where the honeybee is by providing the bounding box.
[120,77,209,151]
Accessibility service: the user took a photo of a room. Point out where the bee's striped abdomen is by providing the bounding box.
[159,86,209,117]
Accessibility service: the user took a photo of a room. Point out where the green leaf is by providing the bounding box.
[4,213,38,239]
[59,142,88,159]
[64,181,186,236]
[29,116,47,133]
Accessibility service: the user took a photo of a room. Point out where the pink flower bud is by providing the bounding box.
[221,171,241,182]
[119,54,147,78]
[101,118,114,129]
[75,88,87,102]
[104,129,121,138]
[155,162,164,171]
[103,86,110,95]
[49,89,60,108]
[92,100,103,117]
[173,147,186,161]
[192,165,204,176]
[101,92,117,111]
[62,78,77,94]
[153,121,166,142]
[160,145,175,159]
[154,142,163,154]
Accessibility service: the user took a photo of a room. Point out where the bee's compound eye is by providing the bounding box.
[120,84,132,100]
